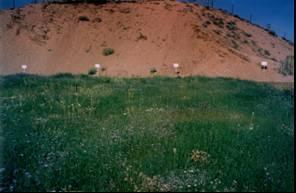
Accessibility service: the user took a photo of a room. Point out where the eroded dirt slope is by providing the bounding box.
[0,0,294,82]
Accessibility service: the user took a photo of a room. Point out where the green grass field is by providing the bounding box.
[0,74,294,192]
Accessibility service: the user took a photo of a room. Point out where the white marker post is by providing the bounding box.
[173,63,180,76]
[261,61,268,70]
[95,64,101,75]
[21,64,28,73]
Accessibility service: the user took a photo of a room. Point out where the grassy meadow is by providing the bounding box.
[0,74,294,192]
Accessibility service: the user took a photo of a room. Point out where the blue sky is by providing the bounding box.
[0,0,294,41]
[213,0,294,41]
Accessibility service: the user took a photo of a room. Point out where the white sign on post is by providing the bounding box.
[261,61,268,69]
[173,63,179,69]
[21,64,28,73]
[173,63,180,76]
[95,64,101,69]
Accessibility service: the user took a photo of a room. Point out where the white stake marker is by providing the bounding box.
[173,63,180,75]
[95,64,101,69]
[21,64,28,73]
[173,63,180,69]
[261,61,268,70]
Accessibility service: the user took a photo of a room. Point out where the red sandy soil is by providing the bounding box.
[0,0,294,82]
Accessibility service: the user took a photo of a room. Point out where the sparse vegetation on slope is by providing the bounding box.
[226,21,237,31]
[280,55,294,76]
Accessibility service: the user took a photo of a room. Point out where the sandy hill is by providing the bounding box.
[0,0,294,82]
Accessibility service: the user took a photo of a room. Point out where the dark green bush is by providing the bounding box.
[102,48,115,56]
[88,67,97,75]
[78,15,90,22]
[202,20,211,28]
[150,68,157,74]
[226,21,237,31]
[264,49,271,56]
[212,17,224,28]
[243,31,252,38]
[267,30,278,37]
